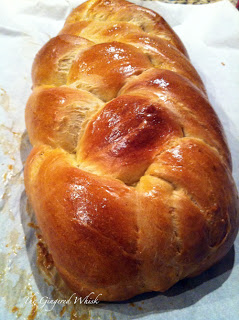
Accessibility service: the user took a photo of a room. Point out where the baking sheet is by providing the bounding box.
[0,0,239,319]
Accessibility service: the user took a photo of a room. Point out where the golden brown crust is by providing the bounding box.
[67,41,152,101]
[32,34,93,87]
[77,94,183,184]
[25,86,103,152]
[24,0,239,301]
[119,68,231,167]
[25,146,142,300]
[64,0,188,55]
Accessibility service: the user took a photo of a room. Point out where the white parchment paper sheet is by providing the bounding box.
[0,0,238,319]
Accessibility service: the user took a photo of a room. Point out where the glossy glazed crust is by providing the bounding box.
[24,0,239,301]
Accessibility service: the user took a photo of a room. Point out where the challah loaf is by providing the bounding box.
[24,0,239,301]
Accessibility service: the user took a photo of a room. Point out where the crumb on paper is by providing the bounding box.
[11,306,22,318]
[27,293,38,320]
[27,222,39,230]
[60,305,67,317]
[12,306,19,313]
[36,233,54,272]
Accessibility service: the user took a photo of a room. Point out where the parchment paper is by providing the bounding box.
[0,0,239,319]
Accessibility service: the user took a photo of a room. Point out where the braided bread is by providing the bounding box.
[24,0,239,301]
